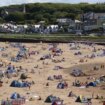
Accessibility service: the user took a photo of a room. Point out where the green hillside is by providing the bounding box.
[0,3,105,24]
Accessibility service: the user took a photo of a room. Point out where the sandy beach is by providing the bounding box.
[0,42,105,105]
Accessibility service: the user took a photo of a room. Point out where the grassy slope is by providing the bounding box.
[0,34,105,42]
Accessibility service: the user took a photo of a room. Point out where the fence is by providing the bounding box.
[1,98,25,105]
[84,102,92,105]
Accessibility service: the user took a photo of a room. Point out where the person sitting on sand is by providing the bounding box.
[68,91,73,97]
[64,81,68,88]
[72,82,75,86]
[46,82,49,86]
[52,101,58,105]
[85,81,88,86]
[75,80,80,87]
[96,94,100,99]
[19,66,22,70]
[80,82,84,86]
[31,81,35,84]
[34,65,38,68]
[38,96,41,100]
[31,69,35,74]
[62,58,65,62]
[101,65,104,69]
[93,66,99,71]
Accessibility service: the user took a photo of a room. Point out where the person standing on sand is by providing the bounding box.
[27,82,31,90]
[38,71,40,75]
[101,64,104,69]
[92,92,94,99]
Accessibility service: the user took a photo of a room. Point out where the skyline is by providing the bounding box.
[0,0,104,7]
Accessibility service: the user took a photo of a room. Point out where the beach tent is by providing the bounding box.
[90,54,96,58]
[11,57,19,62]
[54,75,62,80]
[87,82,96,87]
[10,80,29,87]
[6,69,16,74]
[7,65,16,74]
[17,51,25,58]
[45,95,57,103]
[71,69,84,77]
[45,95,53,103]
[10,80,19,87]
[53,66,63,70]
[102,50,105,56]
[10,80,17,87]
[57,83,65,89]
[10,43,22,48]
[47,76,53,80]
[75,96,82,102]
[11,92,21,99]
[74,51,82,55]
[100,76,105,82]
[40,54,51,60]
[95,79,100,84]
[0,47,5,51]
[20,73,28,80]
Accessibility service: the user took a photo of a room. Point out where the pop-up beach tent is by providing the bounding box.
[45,95,58,103]
[20,73,28,80]
[87,82,97,87]
[11,92,21,99]
[10,80,30,88]
[75,96,82,102]
[45,96,52,103]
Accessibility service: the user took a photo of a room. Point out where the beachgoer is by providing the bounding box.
[46,82,49,86]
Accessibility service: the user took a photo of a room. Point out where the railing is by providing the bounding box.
[1,98,25,105]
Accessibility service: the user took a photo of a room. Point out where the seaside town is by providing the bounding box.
[0,4,105,35]
[0,11,105,35]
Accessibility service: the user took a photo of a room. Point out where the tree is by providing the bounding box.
[5,12,25,23]
[0,17,5,23]
[34,14,44,22]
[1,3,105,24]
[66,13,76,20]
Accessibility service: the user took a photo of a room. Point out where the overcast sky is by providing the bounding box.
[0,0,104,6]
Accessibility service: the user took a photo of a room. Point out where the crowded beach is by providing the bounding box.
[0,42,105,105]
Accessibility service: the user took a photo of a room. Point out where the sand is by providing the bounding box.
[0,42,105,105]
